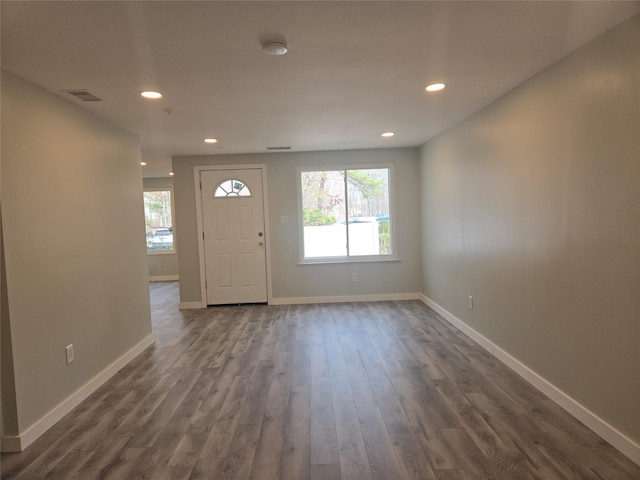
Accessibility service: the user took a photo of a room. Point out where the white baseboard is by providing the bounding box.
[1,334,155,453]
[419,294,640,466]
[270,292,420,305]
[149,275,179,282]
[1,435,21,453]
[178,294,419,309]
[179,301,206,309]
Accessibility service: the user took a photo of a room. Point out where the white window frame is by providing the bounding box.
[297,163,397,264]
[144,187,177,255]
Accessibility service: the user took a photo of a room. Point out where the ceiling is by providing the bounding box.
[3,1,639,177]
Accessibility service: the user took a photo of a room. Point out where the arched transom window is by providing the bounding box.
[214,179,251,197]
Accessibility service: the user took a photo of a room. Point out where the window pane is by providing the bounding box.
[144,190,174,252]
[300,167,392,260]
[346,168,391,256]
[214,179,251,197]
[301,170,347,257]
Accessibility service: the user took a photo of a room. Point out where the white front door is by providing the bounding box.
[200,168,267,305]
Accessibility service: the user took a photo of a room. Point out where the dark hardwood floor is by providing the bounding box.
[2,281,639,479]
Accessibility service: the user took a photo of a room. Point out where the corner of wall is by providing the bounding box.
[1,208,20,447]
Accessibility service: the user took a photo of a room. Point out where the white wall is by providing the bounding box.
[1,71,153,449]
[173,148,422,304]
[420,14,640,449]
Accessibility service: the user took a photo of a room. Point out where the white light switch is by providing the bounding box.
[66,344,74,364]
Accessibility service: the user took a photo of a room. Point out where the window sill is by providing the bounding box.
[298,256,400,266]
[147,250,176,256]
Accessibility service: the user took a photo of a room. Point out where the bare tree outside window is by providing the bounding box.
[301,167,392,258]
[144,190,174,252]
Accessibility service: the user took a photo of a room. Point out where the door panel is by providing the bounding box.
[215,207,230,239]
[241,254,255,286]
[239,206,253,239]
[201,168,267,305]
[217,255,232,287]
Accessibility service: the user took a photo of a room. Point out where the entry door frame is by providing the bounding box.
[194,164,272,307]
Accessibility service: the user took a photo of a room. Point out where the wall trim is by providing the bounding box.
[418,294,640,466]
[149,275,179,282]
[1,435,21,453]
[271,292,420,305]
[179,301,206,309]
[1,334,155,453]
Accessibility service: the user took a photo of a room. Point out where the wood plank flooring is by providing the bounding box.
[2,281,639,479]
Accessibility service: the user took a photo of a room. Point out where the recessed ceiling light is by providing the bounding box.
[204,138,218,144]
[140,162,147,166]
[169,172,174,176]
[381,132,395,138]
[262,41,288,56]
[140,91,162,99]
[425,83,446,92]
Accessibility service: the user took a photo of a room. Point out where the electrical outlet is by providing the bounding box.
[468,295,474,310]
[65,344,74,364]
[352,273,358,282]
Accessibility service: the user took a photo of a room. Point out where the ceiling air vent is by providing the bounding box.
[62,89,102,102]
[266,146,292,151]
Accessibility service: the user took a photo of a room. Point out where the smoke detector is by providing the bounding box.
[262,41,288,56]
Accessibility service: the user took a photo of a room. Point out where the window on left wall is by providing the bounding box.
[143,189,175,254]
